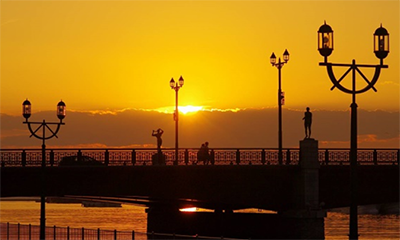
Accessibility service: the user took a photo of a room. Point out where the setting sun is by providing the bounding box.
[179,106,203,114]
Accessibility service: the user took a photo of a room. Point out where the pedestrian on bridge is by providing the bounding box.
[204,142,210,165]
[196,142,210,165]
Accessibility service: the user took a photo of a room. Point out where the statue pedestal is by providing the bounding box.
[279,138,326,239]
[298,138,320,209]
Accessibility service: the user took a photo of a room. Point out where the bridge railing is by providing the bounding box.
[0,222,143,240]
[0,148,398,167]
[0,222,245,240]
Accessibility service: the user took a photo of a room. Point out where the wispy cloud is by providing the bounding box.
[68,106,247,115]
[69,109,130,116]
[320,134,400,148]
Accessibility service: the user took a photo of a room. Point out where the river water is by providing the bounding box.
[0,201,399,239]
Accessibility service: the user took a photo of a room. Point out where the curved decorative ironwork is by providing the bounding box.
[25,121,63,141]
[325,63,382,94]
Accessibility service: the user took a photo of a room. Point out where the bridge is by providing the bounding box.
[0,146,398,167]
[1,142,399,239]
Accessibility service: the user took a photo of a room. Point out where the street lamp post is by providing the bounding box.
[170,76,184,165]
[317,22,389,240]
[270,49,290,165]
[22,99,66,240]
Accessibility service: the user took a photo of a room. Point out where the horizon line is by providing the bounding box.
[1,106,399,117]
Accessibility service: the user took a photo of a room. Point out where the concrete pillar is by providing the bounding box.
[280,139,326,239]
[299,138,320,209]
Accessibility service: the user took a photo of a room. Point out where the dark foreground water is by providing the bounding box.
[0,201,399,239]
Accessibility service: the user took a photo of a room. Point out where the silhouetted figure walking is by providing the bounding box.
[196,142,210,165]
[302,107,312,139]
[197,143,205,164]
[204,142,210,165]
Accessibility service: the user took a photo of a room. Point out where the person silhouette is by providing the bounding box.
[197,143,205,164]
[302,107,312,139]
[204,142,210,165]
[152,128,164,151]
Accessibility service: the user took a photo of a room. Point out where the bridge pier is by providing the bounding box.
[146,207,301,239]
[146,139,326,239]
[147,207,326,239]
[278,138,326,239]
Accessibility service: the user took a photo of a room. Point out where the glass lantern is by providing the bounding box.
[57,100,66,120]
[318,21,334,59]
[170,78,175,89]
[283,49,290,63]
[270,53,277,65]
[178,76,184,87]
[22,99,31,120]
[374,24,389,60]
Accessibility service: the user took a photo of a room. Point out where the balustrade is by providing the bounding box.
[0,148,398,167]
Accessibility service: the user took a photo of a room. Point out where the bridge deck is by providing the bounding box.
[1,165,398,211]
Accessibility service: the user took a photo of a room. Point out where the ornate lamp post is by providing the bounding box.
[170,76,184,165]
[270,49,289,165]
[318,22,389,240]
[22,99,66,240]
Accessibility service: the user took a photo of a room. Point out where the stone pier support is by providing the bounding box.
[279,138,326,239]
[147,207,324,239]
[146,139,326,239]
[299,138,321,209]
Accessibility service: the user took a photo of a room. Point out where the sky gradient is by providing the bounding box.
[1,1,399,148]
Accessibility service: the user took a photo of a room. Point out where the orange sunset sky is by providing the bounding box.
[1,1,399,148]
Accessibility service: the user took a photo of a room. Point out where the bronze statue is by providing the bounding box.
[302,107,312,139]
[152,128,164,151]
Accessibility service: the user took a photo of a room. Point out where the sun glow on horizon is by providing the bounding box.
[155,105,204,114]
[179,106,204,114]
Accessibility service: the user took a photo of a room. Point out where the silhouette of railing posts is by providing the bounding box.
[185,149,189,165]
[22,150,27,167]
[1,148,399,167]
[50,150,55,166]
[286,149,291,165]
[1,222,252,240]
[105,150,109,166]
[261,149,266,165]
[132,149,136,165]
[398,150,400,165]
[1,222,137,240]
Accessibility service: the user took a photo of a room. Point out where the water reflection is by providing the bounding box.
[0,201,398,239]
